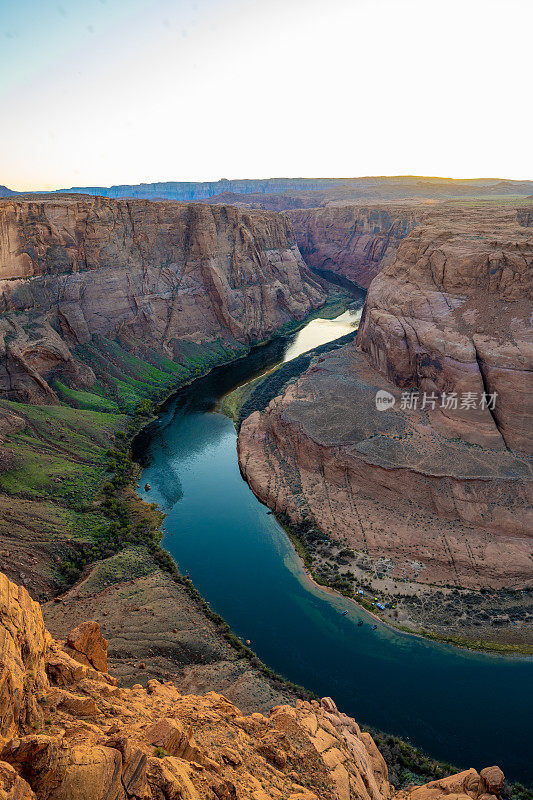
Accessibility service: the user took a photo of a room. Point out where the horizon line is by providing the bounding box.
[5,174,533,194]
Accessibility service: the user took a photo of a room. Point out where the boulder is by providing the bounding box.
[480,767,505,795]
[66,621,108,672]
[0,761,36,799]
[0,570,510,800]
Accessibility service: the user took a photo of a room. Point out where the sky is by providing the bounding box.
[1,0,531,190]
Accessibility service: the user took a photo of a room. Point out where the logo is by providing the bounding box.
[375,390,395,411]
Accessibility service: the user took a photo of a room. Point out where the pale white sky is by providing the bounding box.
[1,0,531,190]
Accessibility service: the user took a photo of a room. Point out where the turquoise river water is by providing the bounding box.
[135,313,532,783]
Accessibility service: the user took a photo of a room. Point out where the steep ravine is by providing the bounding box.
[130,317,532,781]
[0,195,330,716]
[237,202,533,645]
[286,204,419,289]
[0,195,326,402]
[1,194,532,794]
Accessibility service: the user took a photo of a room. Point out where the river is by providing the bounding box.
[135,311,533,783]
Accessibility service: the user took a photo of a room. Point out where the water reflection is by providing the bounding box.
[283,309,361,362]
[135,314,533,782]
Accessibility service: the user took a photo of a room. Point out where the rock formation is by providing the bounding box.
[0,570,507,800]
[237,203,532,613]
[0,195,326,403]
[357,204,533,453]
[286,205,419,288]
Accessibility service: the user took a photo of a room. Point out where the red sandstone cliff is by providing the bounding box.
[286,205,419,288]
[238,204,532,597]
[0,196,326,402]
[357,205,533,453]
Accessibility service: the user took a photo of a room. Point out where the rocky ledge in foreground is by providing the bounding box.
[237,204,532,642]
[0,570,506,799]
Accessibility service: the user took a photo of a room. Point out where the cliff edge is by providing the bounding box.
[0,570,506,800]
[237,203,532,641]
[0,195,326,403]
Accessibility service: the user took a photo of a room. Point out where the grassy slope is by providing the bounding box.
[0,401,123,565]
[2,295,354,593]
[0,334,247,590]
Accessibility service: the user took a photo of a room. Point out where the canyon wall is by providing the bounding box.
[0,570,507,800]
[0,196,326,402]
[357,205,533,453]
[286,205,419,288]
[238,203,533,599]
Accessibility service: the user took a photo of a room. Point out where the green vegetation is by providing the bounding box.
[72,335,247,413]
[0,399,124,563]
[0,302,345,697]
[369,720,530,795]
[221,368,276,424]
[275,293,351,333]
[368,730,460,787]
[507,784,533,800]
[368,732,532,797]
[274,510,533,657]
[54,380,120,413]
[413,629,533,657]
[221,289,356,423]
[0,330,247,590]
[66,546,158,596]
[0,402,121,502]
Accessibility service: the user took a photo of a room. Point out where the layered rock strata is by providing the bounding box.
[357,204,533,453]
[286,205,419,288]
[48,176,533,203]
[238,204,533,603]
[0,570,507,800]
[0,196,326,402]
[238,346,532,589]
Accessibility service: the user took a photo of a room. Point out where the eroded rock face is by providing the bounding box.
[237,204,532,594]
[286,205,419,288]
[238,346,532,589]
[0,760,36,799]
[0,196,326,402]
[0,572,51,739]
[65,621,108,672]
[0,572,507,800]
[357,205,533,453]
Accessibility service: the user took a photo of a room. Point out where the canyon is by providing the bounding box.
[0,194,330,719]
[237,201,533,642]
[4,177,533,207]
[1,192,531,634]
[286,205,419,289]
[0,195,326,404]
[0,569,510,799]
[0,185,532,790]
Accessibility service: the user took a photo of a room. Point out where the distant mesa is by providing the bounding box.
[2,175,532,206]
